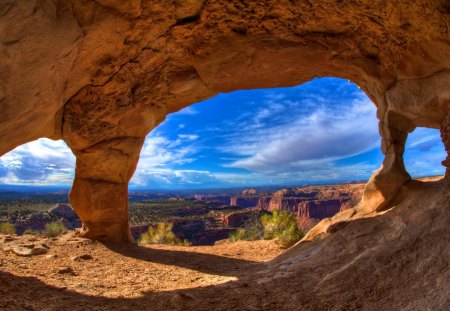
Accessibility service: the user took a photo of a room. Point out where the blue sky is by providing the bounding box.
[0,78,445,189]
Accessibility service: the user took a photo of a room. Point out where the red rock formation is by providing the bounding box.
[265,184,364,231]
[230,197,260,208]
[0,0,449,241]
[256,197,272,210]
[240,189,257,195]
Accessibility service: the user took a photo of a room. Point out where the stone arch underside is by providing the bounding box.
[0,0,449,242]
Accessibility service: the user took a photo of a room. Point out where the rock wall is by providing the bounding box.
[230,196,260,208]
[0,0,449,241]
[265,184,364,231]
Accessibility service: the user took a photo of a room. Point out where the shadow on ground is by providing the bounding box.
[103,242,259,277]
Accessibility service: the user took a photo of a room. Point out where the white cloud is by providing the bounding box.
[178,134,199,140]
[0,138,75,185]
[130,133,202,185]
[224,96,379,173]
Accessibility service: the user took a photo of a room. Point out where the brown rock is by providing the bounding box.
[71,254,93,261]
[240,189,257,196]
[1,236,15,243]
[0,0,448,242]
[11,243,49,257]
[57,267,76,275]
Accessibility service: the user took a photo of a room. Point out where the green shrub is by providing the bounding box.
[229,213,265,242]
[0,223,16,235]
[43,222,67,237]
[229,228,246,242]
[139,222,190,246]
[261,210,303,248]
[229,210,303,248]
[23,229,42,236]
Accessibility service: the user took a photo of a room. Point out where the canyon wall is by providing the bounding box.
[199,183,365,232]
[0,0,449,241]
[266,184,364,231]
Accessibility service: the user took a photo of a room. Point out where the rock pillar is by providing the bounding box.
[358,115,412,213]
[69,137,144,242]
[440,110,450,178]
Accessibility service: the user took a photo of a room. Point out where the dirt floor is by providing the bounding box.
[1,179,449,311]
[0,234,285,310]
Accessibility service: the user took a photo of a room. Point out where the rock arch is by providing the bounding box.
[0,0,449,241]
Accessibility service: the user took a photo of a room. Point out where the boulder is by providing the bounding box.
[11,243,49,257]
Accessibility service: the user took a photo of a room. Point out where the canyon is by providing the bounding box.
[195,183,365,232]
[1,182,365,245]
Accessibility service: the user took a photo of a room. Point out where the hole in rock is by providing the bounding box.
[404,127,446,179]
[0,138,75,234]
[129,77,386,244]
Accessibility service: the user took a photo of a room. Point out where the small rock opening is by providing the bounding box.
[403,127,446,180]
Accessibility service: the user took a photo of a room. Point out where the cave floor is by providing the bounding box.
[0,233,285,310]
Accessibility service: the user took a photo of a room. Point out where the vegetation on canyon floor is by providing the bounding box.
[43,222,68,237]
[0,222,16,235]
[138,222,191,246]
[229,210,304,248]
[21,221,67,237]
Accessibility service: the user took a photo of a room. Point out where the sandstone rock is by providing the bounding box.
[2,246,11,253]
[31,245,49,256]
[1,235,15,243]
[0,0,448,242]
[12,246,34,257]
[71,254,93,261]
[11,243,49,257]
[57,267,76,275]
[45,254,57,259]
[230,196,260,208]
[240,189,257,196]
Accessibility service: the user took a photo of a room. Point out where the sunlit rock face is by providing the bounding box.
[0,0,449,241]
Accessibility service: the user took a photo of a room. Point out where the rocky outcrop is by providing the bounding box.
[263,184,364,231]
[240,189,257,195]
[230,196,260,208]
[296,200,342,231]
[193,195,231,206]
[48,204,82,230]
[0,0,449,241]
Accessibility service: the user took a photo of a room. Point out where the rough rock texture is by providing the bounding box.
[0,0,449,241]
[230,196,260,207]
[239,189,257,195]
[48,203,82,230]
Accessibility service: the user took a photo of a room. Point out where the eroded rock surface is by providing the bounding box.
[0,0,449,240]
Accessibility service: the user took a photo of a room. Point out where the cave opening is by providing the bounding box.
[0,78,447,246]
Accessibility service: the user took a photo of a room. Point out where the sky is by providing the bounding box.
[0,78,445,189]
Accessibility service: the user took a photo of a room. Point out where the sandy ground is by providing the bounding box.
[0,234,284,310]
